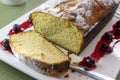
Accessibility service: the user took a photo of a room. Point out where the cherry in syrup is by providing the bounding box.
[79,56,96,70]
[13,24,22,33]
[1,39,10,49]
[115,20,120,28]
[79,20,120,70]
[103,32,113,41]
[100,42,113,53]
[115,28,120,36]
[0,39,13,54]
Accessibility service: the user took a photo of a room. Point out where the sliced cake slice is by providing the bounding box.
[9,30,70,75]
[31,12,84,54]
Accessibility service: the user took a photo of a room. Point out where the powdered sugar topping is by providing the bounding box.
[37,0,116,31]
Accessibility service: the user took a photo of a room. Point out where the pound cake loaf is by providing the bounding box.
[31,0,119,54]
[9,30,70,75]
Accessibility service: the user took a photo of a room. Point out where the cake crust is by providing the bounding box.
[13,51,70,76]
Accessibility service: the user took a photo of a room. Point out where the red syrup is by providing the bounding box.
[8,20,33,36]
[0,20,33,54]
[20,20,33,30]
[79,21,120,70]
[0,41,13,54]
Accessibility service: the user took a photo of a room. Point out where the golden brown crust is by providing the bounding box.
[94,0,115,10]
[84,0,105,26]
[15,52,70,76]
[83,2,119,52]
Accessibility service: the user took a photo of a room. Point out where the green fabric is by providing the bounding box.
[0,0,46,28]
[0,61,35,80]
[0,0,46,80]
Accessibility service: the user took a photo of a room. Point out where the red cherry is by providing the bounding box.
[103,32,113,41]
[1,39,10,49]
[116,20,120,28]
[13,24,21,33]
[100,43,113,53]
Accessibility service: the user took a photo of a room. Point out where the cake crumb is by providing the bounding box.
[64,74,69,78]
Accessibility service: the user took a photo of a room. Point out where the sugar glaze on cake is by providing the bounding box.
[37,0,118,33]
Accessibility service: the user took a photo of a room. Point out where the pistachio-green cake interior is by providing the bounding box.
[10,31,69,64]
[32,12,83,54]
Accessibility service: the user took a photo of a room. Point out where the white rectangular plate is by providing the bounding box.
[0,1,120,80]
